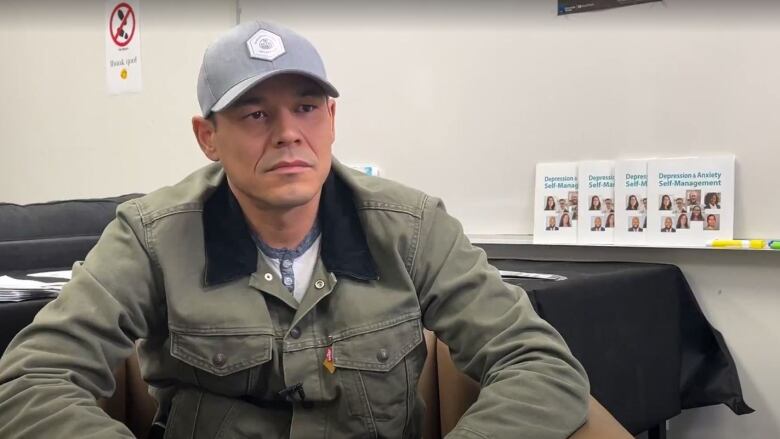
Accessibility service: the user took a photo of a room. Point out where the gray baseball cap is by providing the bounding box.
[197,21,339,117]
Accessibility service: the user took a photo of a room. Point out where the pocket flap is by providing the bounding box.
[333,319,423,372]
[170,331,273,376]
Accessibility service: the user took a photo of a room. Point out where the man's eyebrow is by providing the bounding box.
[231,96,264,108]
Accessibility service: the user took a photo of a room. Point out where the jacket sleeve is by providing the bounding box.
[0,201,164,438]
[413,197,589,439]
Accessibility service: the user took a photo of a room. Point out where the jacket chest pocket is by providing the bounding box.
[170,329,274,395]
[334,318,424,422]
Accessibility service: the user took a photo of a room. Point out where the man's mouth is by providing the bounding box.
[268,160,312,174]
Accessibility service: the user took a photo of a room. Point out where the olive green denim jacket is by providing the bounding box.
[0,161,588,438]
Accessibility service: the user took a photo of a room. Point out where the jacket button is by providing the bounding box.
[264,273,273,281]
[290,326,301,339]
[376,349,389,363]
[314,280,325,289]
[212,353,226,367]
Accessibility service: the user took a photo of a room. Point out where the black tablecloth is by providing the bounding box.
[0,299,51,355]
[490,259,753,435]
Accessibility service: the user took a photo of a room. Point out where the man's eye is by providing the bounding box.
[298,104,316,113]
[245,111,267,120]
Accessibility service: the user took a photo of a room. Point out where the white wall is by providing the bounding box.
[0,0,235,203]
[2,1,779,438]
[239,0,780,239]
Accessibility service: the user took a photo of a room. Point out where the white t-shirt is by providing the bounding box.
[259,236,321,303]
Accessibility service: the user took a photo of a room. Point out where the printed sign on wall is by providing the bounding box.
[558,0,661,16]
[105,0,142,94]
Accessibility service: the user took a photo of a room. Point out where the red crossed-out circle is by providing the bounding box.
[109,2,136,48]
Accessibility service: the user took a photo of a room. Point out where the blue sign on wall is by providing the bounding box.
[558,0,661,15]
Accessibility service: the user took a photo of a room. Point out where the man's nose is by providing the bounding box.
[271,110,301,147]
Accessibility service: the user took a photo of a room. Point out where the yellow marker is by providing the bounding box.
[120,68,128,80]
[706,239,765,249]
[323,346,335,374]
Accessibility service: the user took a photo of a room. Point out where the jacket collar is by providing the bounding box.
[202,167,379,286]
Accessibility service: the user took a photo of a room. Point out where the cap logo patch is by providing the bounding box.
[247,29,285,61]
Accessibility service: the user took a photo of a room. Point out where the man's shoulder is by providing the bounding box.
[121,163,224,225]
[333,161,430,217]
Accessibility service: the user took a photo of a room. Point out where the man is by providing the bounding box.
[661,217,676,232]
[687,190,701,207]
[705,214,719,230]
[604,198,614,213]
[546,215,560,231]
[558,198,568,212]
[628,216,643,232]
[674,197,687,214]
[591,216,605,231]
[0,21,588,438]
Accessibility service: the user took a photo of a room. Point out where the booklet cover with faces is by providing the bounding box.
[646,155,735,247]
[577,161,615,245]
[614,159,649,245]
[533,162,578,244]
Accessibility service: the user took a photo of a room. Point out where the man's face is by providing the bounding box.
[631,217,639,228]
[594,217,602,228]
[690,192,699,204]
[664,217,673,228]
[605,199,613,209]
[194,74,335,210]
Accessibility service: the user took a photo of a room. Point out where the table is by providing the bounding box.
[1,261,752,438]
[491,259,753,437]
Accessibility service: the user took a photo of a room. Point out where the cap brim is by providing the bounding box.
[208,69,339,116]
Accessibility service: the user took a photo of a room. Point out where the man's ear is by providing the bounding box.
[327,98,336,137]
[192,115,219,162]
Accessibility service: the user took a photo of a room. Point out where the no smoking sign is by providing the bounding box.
[105,0,142,94]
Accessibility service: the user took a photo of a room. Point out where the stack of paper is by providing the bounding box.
[533,155,735,247]
[533,162,579,244]
[614,159,649,245]
[0,275,67,302]
[499,270,568,282]
[577,160,616,245]
[647,155,735,246]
